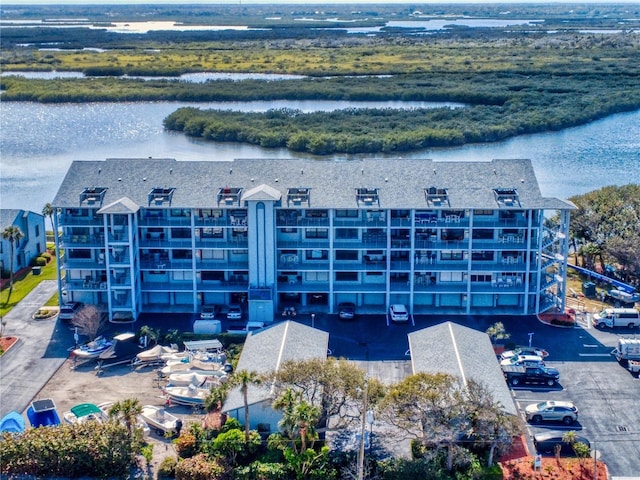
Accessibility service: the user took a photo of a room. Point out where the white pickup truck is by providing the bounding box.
[226,321,265,336]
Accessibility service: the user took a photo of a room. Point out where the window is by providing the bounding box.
[170,209,190,217]
[441,250,464,261]
[201,271,224,281]
[471,274,492,282]
[172,271,193,281]
[336,272,358,281]
[201,228,223,239]
[35,225,40,236]
[335,209,358,218]
[335,228,358,240]
[440,272,464,282]
[441,229,465,241]
[172,249,192,260]
[306,250,328,260]
[305,228,328,239]
[68,249,91,259]
[472,251,494,261]
[474,209,493,216]
[306,210,328,218]
[172,228,191,239]
[472,229,494,240]
[335,250,358,261]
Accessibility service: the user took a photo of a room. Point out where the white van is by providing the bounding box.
[593,308,640,329]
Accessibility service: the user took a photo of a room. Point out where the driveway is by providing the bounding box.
[0,280,72,417]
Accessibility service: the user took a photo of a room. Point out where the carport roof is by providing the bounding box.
[408,321,516,415]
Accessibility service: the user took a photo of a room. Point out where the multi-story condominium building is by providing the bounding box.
[52,158,573,323]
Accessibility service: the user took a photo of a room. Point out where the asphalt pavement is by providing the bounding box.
[0,280,72,417]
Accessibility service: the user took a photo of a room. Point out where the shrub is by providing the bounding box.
[158,456,178,479]
[550,318,574,327]
[41,252,52,262]
[33,256,47,267]
[174,432,198,458]
[175,453,226,480]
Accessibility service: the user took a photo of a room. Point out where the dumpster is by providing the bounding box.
[582,281,596,297]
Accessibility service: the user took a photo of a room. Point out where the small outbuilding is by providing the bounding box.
[222,321,329,433]
[407,321,516,415]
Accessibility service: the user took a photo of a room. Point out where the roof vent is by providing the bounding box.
[169,168,173,174]
[230,168,233,174]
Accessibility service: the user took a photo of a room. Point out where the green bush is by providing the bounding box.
[41,251,52,262]
[174,432,198,458]
[33,256,47,267]
[0,422,136,478]
[158,456,178,479]
[174,453,226,480]
[234,461,290,480]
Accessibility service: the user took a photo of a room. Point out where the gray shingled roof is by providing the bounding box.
[408,321,516,415]
[0,209,21,229]
[52,158,574,210]
[223,321,329,412]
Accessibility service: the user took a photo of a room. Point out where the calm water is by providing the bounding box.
[0,99,638,213]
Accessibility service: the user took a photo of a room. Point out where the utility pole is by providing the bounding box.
[357,377,369,480]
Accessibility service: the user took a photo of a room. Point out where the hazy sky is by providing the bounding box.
[5,0,640,4]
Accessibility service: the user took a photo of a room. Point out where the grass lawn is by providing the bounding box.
[0,257,58,318]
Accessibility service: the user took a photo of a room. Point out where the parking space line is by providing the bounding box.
[578,353,612,357]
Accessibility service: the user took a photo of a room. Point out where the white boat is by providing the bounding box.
[164,384,209,406]
[97,401,151,436]
[72,336,113,359]
[133,344,178,366]
[63,403,109,424]
[168,372,224,387]
[140,405,181,436]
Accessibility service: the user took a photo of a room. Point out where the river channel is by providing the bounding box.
[0,99,638,213]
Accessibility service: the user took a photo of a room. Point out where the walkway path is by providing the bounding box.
[0,280,70,417]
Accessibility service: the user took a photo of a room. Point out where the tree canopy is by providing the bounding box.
[568,184,640,285]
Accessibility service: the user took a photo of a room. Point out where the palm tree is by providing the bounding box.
[108,398,143,437]
[292,401,320,453]
[2,226,24,306]
[232,369,262,441]
[41,203,54,233]
[204,383,229,413]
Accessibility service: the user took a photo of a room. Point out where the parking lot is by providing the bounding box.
[49,309,640,477]
[505,320,640,477]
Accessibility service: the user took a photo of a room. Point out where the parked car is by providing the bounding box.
[500,354,545,367]
[338,302,356,320]
[533,432,590,455]
[389,304,409,323]
[200,305,220,320]
[525,400,578,424]
[226,304,243,321]
[59,302,83,322]
[503,365,560,387]
[500,346,549,361]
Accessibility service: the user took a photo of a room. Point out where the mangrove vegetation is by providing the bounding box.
[1,3,639,155]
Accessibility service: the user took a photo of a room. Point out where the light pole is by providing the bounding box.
[311,313,315,328]
[528,332,534,348]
